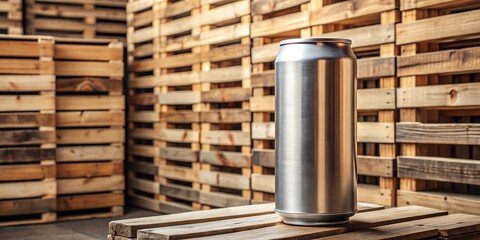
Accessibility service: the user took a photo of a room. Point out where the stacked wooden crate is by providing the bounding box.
[309,0,399,207]
[0,0,22,34]
[250,0,314,204]
[54,38,125,220]
[126,0,164,213]
[198,0,252,209]
[395,0,480,215]
[26,0,127,41]
[0,36,56,226]
[155,0,202,214]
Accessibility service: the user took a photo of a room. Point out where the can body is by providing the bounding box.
[275,38,357,226]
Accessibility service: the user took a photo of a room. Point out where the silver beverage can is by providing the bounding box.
[275,38,357,226]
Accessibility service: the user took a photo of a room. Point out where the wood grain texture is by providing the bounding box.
[396,122,480,145]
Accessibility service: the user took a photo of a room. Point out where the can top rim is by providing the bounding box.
[280,38,352,45]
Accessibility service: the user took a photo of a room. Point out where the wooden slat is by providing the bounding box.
[357,156,395,178]
[0,113,55,128]
[0,147,55,163]
[0,130,55,146]
[159,129,199,143]
[0,164,55,181]
[57,161,123,178]
[129,161,157,176]
[398,156,480,185]
[158,91,201,105]
[201,88,250,103]
[397,190,480,215]
[318,24,395,48]
[199,170,250,190]
[0,75,54,91]
[160,184,199,202]
[57,145,123,162]
[56,96,124,110]
[358,184,394,206]
[160,147,198,162]
[199,191,250,208]
[56,128,125,144]
[200,109,250,123]
[397,82,480,108]
[396,122,480,145]
[0,95,55,111]
[397,46,480,77]
[57,192,123,211]
[200,151,250,168]
[55,61,123,77]
[56,77,122,92]
[57,175,124,194]
[251,174,274,193]
[56,111,124,126]
[357,88,395,110]
[158,165,198,182]
[0,40,49,57]
[0,198,55,217]
[400,0,480,11]
[0,181,55,199]
[54,44,122,61]
[396,9,480,45]
[252,149,275,168]
[251,0,309,15]
[200,130,250,146]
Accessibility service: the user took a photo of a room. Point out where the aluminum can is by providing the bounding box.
[275,38,357,226]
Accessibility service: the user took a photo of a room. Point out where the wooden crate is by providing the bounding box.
[26,0,126,41]
[0,36,56,226]
[54,38,125,220]
[0,0,22,34]
[250,0,315,203]
[198,0,251,209]
[309,0,399,207]
[396,0,480,215]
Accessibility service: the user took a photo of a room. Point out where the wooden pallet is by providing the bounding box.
[54,38,125,220]
[0,36,56,226]
[307,0,399,207]
[154,0,202,214]
[197,0,251,209]
[108,202,385,239]
[26,0,126,41]
[0,0,22,34]
[396,0,480,215]
[250,0,314,203]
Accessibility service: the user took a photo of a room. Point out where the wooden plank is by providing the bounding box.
[250,96,274,112]
[251,70,274,88]
[357,88,395,110]
[200,151,250,168]
[252,149,275,168]
[200,130,250,146]
[400,0,480,11]
[163,111,199,123]
[199,170,249,190]
[251,122,275,140]
[396,9,480,45]
[201,88,250,103]
[109,203,275,238]
[160,184,199,202]
[57,111,124,127]
[200,109,250,123]
[56,77,123,92]
[199,191,250,208]
[397,46,480,77]
[251,0,309,15]
[0,113,55,128]
[158,165,198,182]
[0,164,55,181]
[159,129,199,143]
[160,147,198,162]
[56,128,125,144]
[57,175,124,194]
[129,161,157,176]
[396,122,480,145]
[56,145,123,162]
[159,201,192,214]
[0,198,55,217]
[397,82,480,108]
[357,57,396,79]
[397,190,480,215]
[251,174,275,193]
[357,156,395,178]
[0,95,54,111]
[158,91,201,105]
[318,24,395,48]
[0,40,48,57]
[200,66,250,84]
[130,145,157,158]
[0,130,55,146]
[56,96,124,110]
[358,184,394,206]
[251,11,309,38]
[54,44,122,61]
[398,156,480,185]
[310,0,396,26]
[357,122,395,143]
[0,181,55,199]
[130,177,159,194]
[0,75,54,91]
[55,61,123,77]
[57,161,123,178]
[0,147,55,163]
[137,205,445,240]
[57,192,123,211]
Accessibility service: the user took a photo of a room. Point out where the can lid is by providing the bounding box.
[280,38,352,46]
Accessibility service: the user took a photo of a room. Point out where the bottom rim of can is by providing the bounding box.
[275,209,356,226]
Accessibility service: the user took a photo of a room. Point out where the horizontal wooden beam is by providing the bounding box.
[396,122,480,145]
